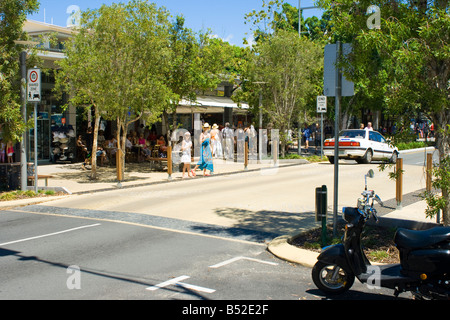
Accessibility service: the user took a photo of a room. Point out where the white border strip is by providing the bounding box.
[0,223,101,246]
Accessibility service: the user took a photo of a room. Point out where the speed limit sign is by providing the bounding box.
[27,68,41,102]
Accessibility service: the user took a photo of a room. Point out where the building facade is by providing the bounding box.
[21,19,249,164]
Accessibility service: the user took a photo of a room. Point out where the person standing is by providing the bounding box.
[0,139,5,163]
[6,141,14,163]
[210,124,223,158]
[221,122,234,161]
[191,123,214,176]
[423,123,429,142]
[365,122,373,131]
[313,123,321,154]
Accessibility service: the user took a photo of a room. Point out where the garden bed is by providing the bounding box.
[289,222,400,264]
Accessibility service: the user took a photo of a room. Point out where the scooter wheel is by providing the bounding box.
[312,261,355,295]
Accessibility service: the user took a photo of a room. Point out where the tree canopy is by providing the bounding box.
[0,0,39,142]
[55,0,172,178]
[317,0,450,224]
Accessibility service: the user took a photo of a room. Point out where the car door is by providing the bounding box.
[369,131,389,160]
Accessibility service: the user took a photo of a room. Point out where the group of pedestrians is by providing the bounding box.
[180,122,257,178]
[0,138,15,163]
[177,122,214,179]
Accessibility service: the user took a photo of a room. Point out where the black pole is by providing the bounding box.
[333,41,342,238]
[20,51,27,191]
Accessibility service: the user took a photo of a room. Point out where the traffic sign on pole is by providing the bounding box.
[27,68,41,102]
[323,44,354,97]
[317,96,327,113]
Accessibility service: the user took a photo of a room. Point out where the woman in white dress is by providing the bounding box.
[181,132,193,178]
[210,123,223,158]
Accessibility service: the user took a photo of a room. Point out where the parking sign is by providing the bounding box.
[27,68,41,102]
[317,96,327,113]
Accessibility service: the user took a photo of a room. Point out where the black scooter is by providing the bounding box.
[312,170,450,300]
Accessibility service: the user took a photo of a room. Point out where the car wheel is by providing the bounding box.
[328,156,334,164]
[362,149,373,164]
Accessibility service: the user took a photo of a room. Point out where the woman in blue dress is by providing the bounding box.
[191,123,214,176]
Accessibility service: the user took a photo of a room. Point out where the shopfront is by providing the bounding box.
[26,71,77,164]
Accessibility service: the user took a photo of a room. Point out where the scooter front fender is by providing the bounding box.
[317,244,352,272]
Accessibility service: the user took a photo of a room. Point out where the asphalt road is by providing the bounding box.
[0,153,428,301]
[0,210,400,301]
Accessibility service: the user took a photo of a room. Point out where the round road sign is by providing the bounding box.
[29,70,39,83]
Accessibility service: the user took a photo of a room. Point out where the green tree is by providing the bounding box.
[0,0,39,142]
[55,0,171,179]
[317,0,450,225]
[238,29,323,156]
[162,16,234,139]
[244,0,332,42]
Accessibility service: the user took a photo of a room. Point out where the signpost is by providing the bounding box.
[27,68,41,192]
[27,69,41,102]
[323,43,355,236]
[316,96,327,158]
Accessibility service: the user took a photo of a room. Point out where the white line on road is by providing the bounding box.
[209,256,279,269]
[176,282,216,294]
[146,275,216,293]
[0,223,101,246]
[146,276,190,291]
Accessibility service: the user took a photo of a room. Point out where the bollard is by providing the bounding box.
[167,145,173,180]
[273,141,278,166]
[396,158,403,210]
[244,141,248,170]
[116,148,123,183]
[315,185,328,246]
[426,153,433,192]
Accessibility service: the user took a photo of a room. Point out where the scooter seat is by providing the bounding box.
[395,227,450,250]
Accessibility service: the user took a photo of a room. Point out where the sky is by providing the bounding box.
[27,0,324,47]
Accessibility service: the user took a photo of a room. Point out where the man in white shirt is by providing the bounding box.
[365,122,373,131]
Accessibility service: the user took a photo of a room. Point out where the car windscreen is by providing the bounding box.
[339,130,366,139]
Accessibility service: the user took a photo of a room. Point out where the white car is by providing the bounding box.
[323,129,399,164]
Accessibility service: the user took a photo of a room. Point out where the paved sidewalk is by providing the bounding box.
[34,158,308,194]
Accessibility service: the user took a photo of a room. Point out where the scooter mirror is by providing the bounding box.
[367,169,374,178]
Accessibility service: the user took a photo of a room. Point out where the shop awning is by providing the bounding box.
[177,96,249,114]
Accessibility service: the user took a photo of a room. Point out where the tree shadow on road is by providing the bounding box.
[190,207,320,243]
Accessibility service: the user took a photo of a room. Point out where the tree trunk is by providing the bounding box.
[433,111,450,226]
[162,110,170,146]
[90,106,100,180]
[116,117,126,182]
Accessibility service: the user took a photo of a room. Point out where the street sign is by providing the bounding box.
[317,96,327,113]
[27,68,41,102]
[323,43,354,97]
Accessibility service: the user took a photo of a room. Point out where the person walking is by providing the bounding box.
[302,124,310,153]
[191,123,214,176]
[181,132,193,179]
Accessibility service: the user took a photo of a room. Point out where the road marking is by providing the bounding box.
[11,209,267,247]
[0,223,101,246]
[146,275,215,293]
[209,256,278,269]
[176,282,216,294]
